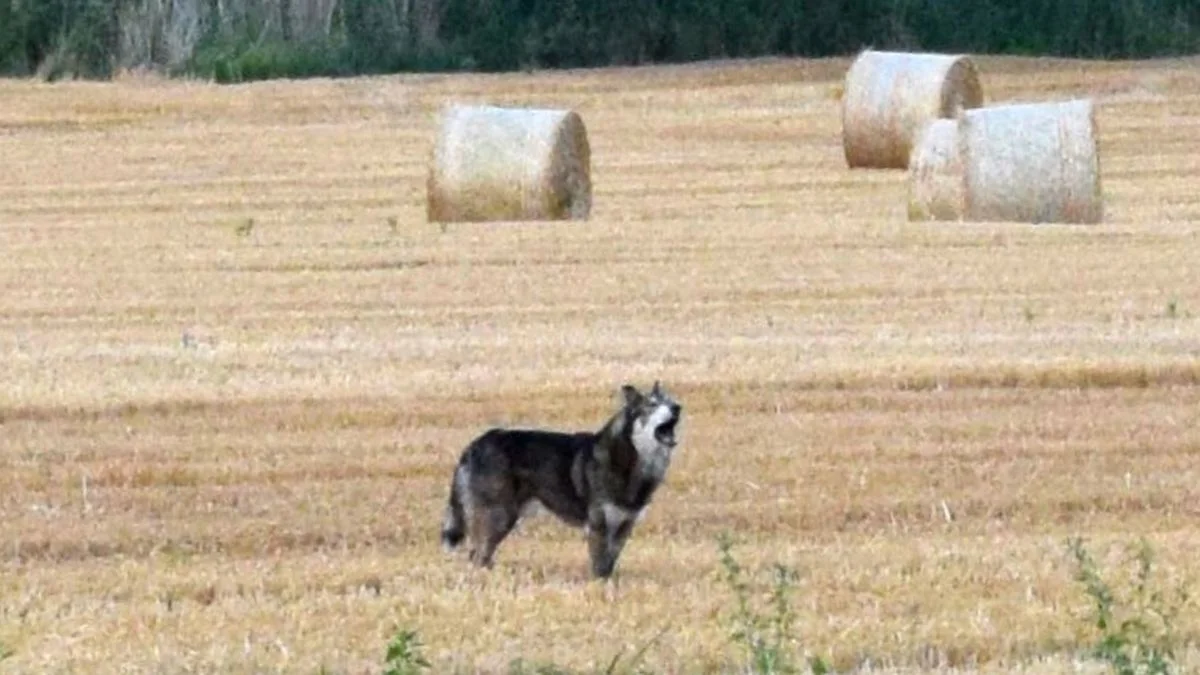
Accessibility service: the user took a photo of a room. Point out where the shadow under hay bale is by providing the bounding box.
[908,99,1103,225]
[842,50,984,170]
[426,105,592,224]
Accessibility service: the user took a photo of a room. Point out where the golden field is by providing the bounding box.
[2,54,1200,673]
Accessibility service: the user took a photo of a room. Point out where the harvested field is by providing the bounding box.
[3,55,1200,673]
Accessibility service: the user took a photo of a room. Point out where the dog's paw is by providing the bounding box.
[603,578,619,603]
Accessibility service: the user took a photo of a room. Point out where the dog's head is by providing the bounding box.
[620,381,682,460]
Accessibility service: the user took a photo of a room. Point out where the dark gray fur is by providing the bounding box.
[440,381,683,579]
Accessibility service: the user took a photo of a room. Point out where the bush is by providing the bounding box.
[1,0,121,79]
[186,36,347,83]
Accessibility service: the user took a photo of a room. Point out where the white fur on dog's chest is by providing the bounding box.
[637,450,672,483]
[601,502,645,531]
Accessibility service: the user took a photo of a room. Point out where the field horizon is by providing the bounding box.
[3,53,1200,673]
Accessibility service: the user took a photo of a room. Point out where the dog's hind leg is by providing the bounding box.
[468,504,520,569]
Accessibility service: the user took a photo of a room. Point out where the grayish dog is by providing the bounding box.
[440,381,683,579]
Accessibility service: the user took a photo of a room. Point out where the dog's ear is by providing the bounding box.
[651,380,664,397]
[620,384,643,406]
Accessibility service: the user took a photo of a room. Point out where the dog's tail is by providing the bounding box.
[441,465,467,551]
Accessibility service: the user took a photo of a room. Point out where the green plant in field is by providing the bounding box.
[596,624,669,675]
[505,661,568,674]
[1068,536,1192,675]
[716,533,828,675]
[497,624,667,674]
[235,217,255,238]
[383,628,431,675]
[389,620,663,675]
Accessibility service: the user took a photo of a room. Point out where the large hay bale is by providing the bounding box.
[906,119,965,222]
[907,99,1103,224]
[842,50,984,169]
[427,105,592,223]
[961,99,1103,224]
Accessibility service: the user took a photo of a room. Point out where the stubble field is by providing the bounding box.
[2,54,1200,674]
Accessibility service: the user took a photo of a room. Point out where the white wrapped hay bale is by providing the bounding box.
[960,99,1103,224]
[907,99,1103,224]
[842,50,984,169]
[426,105,592,223]
[906,119,965,221]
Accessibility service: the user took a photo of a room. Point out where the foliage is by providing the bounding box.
[383,627,432,675]
[1068,536,1193,675]
[716,533,829,675]
[1,0,1199,81]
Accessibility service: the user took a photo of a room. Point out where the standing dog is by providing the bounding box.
[440,381,683,579]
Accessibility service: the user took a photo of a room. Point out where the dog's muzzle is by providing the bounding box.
[655,405,681,447]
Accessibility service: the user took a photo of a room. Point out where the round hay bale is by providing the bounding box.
[906,99,1103,224]
[842,50,984,169]
[427,105,592,223]
[960,99,1102,224]
[906,119,966,222]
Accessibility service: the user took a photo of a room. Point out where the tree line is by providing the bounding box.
[1,0,1197,82]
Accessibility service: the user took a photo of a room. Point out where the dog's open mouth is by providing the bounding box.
[655,417,679,447]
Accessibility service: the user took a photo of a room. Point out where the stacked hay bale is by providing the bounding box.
[907,99,1103,224]
[427,105,592,223]
[905,118,965,221]
[842,50,984,169]
[839,48,1105,224]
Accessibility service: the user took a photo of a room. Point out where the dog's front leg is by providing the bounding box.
[586,511,611,578]
[587,506,635,579]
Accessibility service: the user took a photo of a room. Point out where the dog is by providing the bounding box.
[439,381,683,579]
